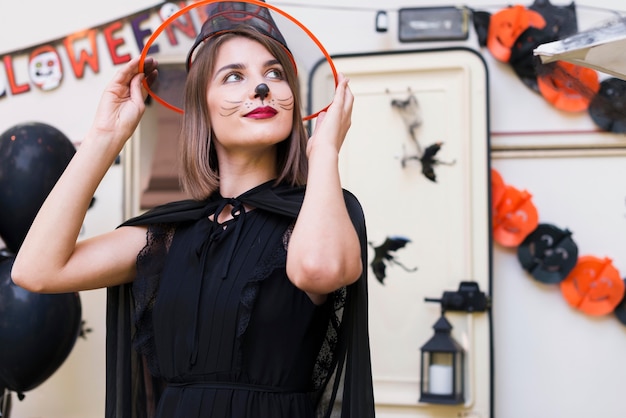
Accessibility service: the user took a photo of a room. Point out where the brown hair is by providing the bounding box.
[178,25,308,200]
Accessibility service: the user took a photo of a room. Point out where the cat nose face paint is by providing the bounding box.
[254,83,270,101]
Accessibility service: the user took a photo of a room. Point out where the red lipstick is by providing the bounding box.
[245,106,277,119]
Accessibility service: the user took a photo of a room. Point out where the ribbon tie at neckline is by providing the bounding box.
[189,197,247,367]
[193,198,246,260]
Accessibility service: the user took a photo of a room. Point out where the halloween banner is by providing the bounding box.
[0,1,211,98]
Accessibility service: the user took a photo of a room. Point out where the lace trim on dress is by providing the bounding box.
[282,223,346,396]
[132,223,175,376]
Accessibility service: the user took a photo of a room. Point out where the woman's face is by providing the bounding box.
[207,36,294,154]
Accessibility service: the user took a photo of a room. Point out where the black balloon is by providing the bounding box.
[0,256,82,393]
[0,122,75,252]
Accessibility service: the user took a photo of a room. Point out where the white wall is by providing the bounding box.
[1,1,626,418]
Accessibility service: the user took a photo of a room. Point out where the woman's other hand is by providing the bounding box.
[307,73,353,157]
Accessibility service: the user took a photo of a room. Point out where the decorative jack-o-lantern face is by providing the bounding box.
[517,223,578,284]
[487,4,546,62]
[537,61,600,112]
[492,184,539,247]
[560,255,625,316]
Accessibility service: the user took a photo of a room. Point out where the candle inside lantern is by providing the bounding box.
[428,364,453,395]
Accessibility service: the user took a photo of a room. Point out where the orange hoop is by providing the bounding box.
[139,0,338,120]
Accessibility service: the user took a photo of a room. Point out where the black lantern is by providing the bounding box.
[419,314,464,404]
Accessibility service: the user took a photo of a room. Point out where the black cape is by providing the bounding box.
[105,181,375,417]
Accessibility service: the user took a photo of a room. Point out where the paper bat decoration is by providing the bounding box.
[369,236,418,284]
[401,141,455,182]
[391,93,455,182]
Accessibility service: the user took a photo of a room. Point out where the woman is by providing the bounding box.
[12,2,374,417]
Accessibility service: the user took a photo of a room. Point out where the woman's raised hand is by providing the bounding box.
[307,73,354,157]
[88,56,158,150]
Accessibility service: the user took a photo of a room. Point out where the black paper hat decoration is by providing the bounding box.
[535,60,600,113]
[588,78,626,133]
[509,26,559,92]
[513,1,577,93]
[139,0,338,120]
[517,223,578,284]
[528,0,578,39]
[470,9,490,47]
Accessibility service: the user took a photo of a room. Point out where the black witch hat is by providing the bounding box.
[186,1,290,71]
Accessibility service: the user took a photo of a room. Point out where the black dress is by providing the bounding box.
[105,181,375,417]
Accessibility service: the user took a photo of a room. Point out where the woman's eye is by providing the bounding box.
[224,73,242,83]
[266,69,284,80]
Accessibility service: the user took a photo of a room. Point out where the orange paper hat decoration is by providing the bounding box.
[560,256,625,316]
[487,4,546,62]
[492,184,539,247]
[537,61,600,112]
